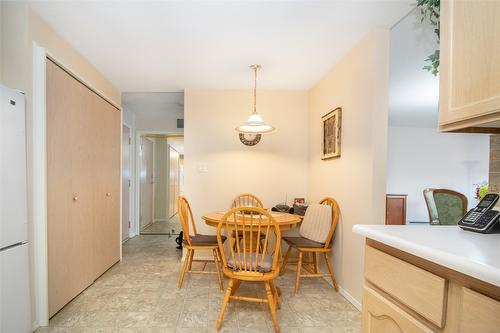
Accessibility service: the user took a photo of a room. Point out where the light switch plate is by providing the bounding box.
[197,164,208,173]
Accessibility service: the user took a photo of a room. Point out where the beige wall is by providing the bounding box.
[184,89,309,235]
[308,29,390,304]
[28,11,120,106]
[1,3,120,327]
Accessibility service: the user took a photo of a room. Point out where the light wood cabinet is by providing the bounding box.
[362,241,500,333]
[458,288,500,333]
[363,286,433,333]
[364,246,446,327]
[439,0,500,132]
[47,59,121,317]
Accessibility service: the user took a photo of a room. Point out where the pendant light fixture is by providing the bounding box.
[236,64,275,146]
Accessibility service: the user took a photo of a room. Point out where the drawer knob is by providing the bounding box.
[72,195,78,202]
[106,192,111,197]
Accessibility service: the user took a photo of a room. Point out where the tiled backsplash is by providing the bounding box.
[489,135,500,193]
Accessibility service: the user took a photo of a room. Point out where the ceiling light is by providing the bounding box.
[236,64,275,145]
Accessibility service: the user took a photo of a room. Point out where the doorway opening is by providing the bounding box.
[140,134,184,235]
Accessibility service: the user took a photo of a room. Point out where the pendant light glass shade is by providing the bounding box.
[235,64,275,135]
[236,113,275,134]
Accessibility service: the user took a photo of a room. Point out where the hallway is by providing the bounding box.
[37,235,360,333]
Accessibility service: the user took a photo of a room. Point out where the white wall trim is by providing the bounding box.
[32,43,49,328]
[321,276,362,311]
[122,122,134,240]
[339,285,362,311]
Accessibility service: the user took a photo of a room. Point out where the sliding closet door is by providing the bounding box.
[47,60,95,317]
[92,92,121,278]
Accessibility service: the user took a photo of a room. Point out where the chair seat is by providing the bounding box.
[186,234,226,246]
[283,236,325,248]
[227,253,273,273]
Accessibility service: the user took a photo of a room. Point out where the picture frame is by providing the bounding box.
[293,198,305,204]
[321,107,342,160]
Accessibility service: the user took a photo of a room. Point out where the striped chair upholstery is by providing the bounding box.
[299,204,332,244]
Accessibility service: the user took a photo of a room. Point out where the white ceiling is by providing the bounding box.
[388,8,439,127]
[30,0,413,92]
[122,92,184,132]
[122,92,183,114]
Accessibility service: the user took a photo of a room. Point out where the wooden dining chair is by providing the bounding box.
[177,196,225,290]
[280,197,339,294]
[230,193,264,209]
[215,206,282,333]
[230,193,266,249]
[432,189,468,225]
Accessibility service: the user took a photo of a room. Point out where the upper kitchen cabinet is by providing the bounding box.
[439,0,500,132]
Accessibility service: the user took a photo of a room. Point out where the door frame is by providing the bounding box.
[32,44,123,328]
[122,123,133,241]
[139,135,155,232]
[133,131,183,236]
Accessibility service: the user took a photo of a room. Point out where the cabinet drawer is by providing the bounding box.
[458,288,500,333]
[364,246,447,327]
[363,286,432,333]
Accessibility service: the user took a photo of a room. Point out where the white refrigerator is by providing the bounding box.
[0,85,31,333]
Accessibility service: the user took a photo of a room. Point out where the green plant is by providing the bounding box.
[474,182,489,200]
[417,0,440,76]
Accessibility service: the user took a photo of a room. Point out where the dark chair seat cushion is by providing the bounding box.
[186,234,226,246]
[283,236,325,248]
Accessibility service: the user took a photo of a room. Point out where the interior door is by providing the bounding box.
[122,125,131,241]
[168,146,180,218]
[47,59,95,316]
[140,137,154,229]
[92,93,121,278]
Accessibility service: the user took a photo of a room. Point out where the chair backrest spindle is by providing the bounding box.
[217,206,280,276]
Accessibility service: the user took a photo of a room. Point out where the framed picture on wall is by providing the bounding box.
[321,107,342,160]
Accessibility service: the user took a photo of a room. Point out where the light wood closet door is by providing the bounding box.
[47,60,95,317]
[92,93,121,278]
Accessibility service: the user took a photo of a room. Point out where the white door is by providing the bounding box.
[140,137,154,230]
[121,125,131,241]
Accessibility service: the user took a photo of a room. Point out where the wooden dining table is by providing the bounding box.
[202,211,302,230]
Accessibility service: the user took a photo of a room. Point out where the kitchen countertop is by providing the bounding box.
[353,224,500,288]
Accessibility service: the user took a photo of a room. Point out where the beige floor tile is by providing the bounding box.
[36,235,360,333]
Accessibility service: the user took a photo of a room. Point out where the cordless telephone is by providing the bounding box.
[458,193,500,233]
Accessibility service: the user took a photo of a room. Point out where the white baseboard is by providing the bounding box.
[339,286,362,311]
[32,321,40,333]
[321,277,362,311]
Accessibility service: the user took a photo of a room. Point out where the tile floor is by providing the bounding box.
[36,235,361,333]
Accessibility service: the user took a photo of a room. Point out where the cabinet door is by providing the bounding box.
[363,286,433,333]
[47,60,95,317]
[92,92,121,278]
[458,288,500,333]
[440,0,500,131]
